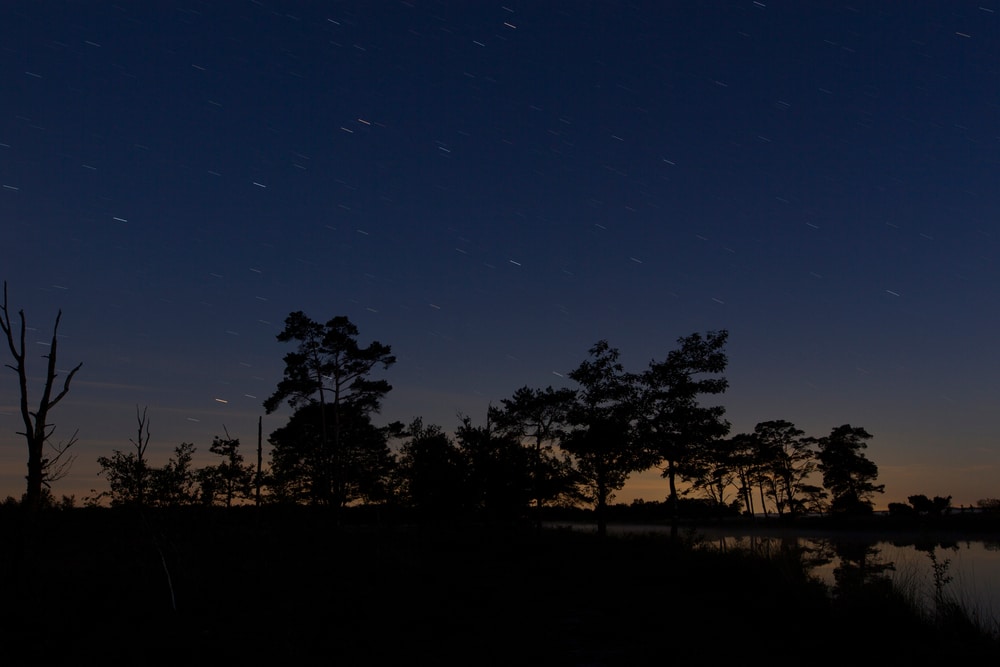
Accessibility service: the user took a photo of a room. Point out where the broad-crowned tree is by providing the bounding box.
[562,340,644,538]
[489,385,579,526]
[753,420,819,517]
[637,330,729,538]
[267,401,393,506]
[264,312,395,509]
[817,424,884,515]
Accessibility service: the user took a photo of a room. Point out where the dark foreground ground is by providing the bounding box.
[2,507,999,666]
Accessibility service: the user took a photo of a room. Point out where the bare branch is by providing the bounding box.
[42,429,80,486]
[49,360,84,410]
[1,288,34,457]
[129,405,150,460]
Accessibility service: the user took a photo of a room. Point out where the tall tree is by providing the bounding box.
[752,420,820,517]
[817,424,884,515]
[725,432,760,516]
[0,282,83,510]
[638,330,729,538]
[563,340,644,537]
[263,312,395,509]
[490,385,578,527]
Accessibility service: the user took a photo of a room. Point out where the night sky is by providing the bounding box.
[2,1,998,508]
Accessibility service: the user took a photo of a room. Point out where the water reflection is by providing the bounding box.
[549,520,1000,637]
[696,530,1000,636]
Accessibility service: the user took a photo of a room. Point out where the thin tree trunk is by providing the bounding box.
[596,469,608,538]
[667,461,679,540]
[256,415,263,508]
[757,480,770,518]
[533,433,542,533]
[25,435,44,510]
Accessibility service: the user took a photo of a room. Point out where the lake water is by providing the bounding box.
[552,522,1000,636]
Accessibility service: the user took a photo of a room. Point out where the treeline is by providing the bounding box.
[88,408,255,511]
[76,311,915,536]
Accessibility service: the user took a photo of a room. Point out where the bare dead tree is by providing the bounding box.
[0,281,83,510]
[131,405,151,507]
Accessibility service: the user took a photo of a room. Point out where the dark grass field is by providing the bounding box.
[3,507,998,666]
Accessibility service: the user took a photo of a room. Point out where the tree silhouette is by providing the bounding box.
[455,412,535,525]
[394,417,469,524]
[752,420,821,517]
[817,424,884,514]
[821,536,896,606]
[723,432,760,515]
[0,281,83,510]
[97,439,200,507]
[490,385,579,528]
[687,422,829,520]
[563,340,644,537]
[690,434,743,512]
[907,494,953,516]
[199,429,254,508]
[263,312,395,509]
[637,330,729,538]
[94,406,152,506]
[148,442,199,507]
[267,401,394,506]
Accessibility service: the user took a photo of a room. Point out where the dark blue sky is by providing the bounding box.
[2,1,998,507]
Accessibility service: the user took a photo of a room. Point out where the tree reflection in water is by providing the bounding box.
[698,530,1000,639]
[821,537,895,596]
